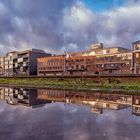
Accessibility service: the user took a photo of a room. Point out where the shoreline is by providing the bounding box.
[0,77,140,93]
[1,84,140,94]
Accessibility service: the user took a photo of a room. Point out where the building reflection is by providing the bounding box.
[37,90,132,114]
[132,95,140,116]
[0,86,140,116]
[0,87,50,108]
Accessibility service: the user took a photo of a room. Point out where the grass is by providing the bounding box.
[1,77,140,92]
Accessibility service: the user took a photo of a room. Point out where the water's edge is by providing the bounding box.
[1,83,140,94]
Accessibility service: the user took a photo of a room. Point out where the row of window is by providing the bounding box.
[66,59,92,63]
[96,56,131,62]
[100,69,131,73]
[39,66,63,70]
[96,63,130,68]
[39,61,63,67]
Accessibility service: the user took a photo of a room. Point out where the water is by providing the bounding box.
[0,86,140,140]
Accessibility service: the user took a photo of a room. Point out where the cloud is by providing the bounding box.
[0,0,140,55]
[62,1,97,52]
[97,4,140,48]
[0,0,76,55]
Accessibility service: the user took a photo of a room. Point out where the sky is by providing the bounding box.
[0,0,140,55]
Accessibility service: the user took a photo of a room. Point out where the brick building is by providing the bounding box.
[69,43,130,57]
[132,41,140,74]
[37,55,65,76]
[37,89,132,113]
[94,52,132,75]
[65,55,96,75]
[37,89,66,102]
[37,44,133,76]
[2,41,140,76]
[37,54,96,76]
[132,95,140,116]
[0,56,5,76]
[68,44,132,75]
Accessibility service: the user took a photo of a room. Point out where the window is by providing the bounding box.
[76,65,79,69]
[136,53,139,58]
[136,99,139,104]
[81,65,85,69]
[106,50,110,54]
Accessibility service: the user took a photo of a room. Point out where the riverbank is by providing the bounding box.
[0,77,140,93]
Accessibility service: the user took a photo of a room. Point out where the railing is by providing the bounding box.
[1,74,140,78]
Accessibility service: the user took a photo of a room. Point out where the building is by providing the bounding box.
[0,87,5,100]
[13,49,51,76]
[37,55,65,76]
[1,86,140,116]
[37,54,96,76]
[68,43,132,75]
[2,41,140,76]
[3,49,51,76]
[4,51,18,76]
[69,43,130,57]
[94,52,132,75]
[2,87,48,107]
[0,56,5,76]
[37,89,66,102]
[37,89,132,113]
[132,41,140,74]
[132,95,140,116]
[65,55,96,75]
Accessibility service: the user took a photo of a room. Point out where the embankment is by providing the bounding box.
[0,75,140,92]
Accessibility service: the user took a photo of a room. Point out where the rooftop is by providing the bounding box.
[133,40,140,44]
[68,45,131,57]
[18,48,50,55]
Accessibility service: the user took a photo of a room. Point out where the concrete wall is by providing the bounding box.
[29,52,51,75]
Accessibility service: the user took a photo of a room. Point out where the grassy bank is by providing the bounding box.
[0,77,140,92]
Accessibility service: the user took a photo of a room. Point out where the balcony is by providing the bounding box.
[104,66,119,70]
[66,67,86,71]
[18,53,29,58]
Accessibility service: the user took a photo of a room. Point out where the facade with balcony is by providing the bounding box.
[0,49,51,76]
[65,56,96,75]
[132,95,140,116]
[13,49,51,76]
[37,89,133,113]
[1,41,140,76]
[37,44,133,76]
[68,44,132,75]
[0,56,5,76]
[4,51,18,76]
[0,87,48,107]
[37,55,65,76]
[94,52,132,75]
[131,41,140,74]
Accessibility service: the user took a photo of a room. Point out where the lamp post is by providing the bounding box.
[131,42,135,74]
[64,51,67,75]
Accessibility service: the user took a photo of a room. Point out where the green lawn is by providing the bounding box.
[0,77,140,91]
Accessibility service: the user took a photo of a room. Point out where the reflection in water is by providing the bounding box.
[0,87,140,116]
[0,87,140,140]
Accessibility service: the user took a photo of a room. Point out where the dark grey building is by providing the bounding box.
[2,87,49,107]
[13,49,51,76]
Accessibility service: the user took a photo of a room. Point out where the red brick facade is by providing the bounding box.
[65,56,96,75]
[37,55,65,76]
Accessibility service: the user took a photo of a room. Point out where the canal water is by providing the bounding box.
[0,87,140,140]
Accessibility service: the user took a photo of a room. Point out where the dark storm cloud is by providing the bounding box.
[0,0,140,55]
[97,1,140,48]
[0,0,98,55]
[0,0,76,55]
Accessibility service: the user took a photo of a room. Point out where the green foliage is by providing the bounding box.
[0,77,140,92]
